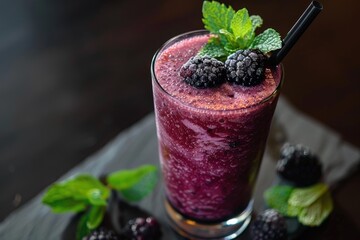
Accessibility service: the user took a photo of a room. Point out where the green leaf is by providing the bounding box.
[235,36,252,49]
[250,15,263,31]
[224,43,238,55]
[264,185,294,215]
[289,183,328,208]
[87,205,106,230]
[42,174,110,213]
[76,212,91,240]
[42,195,88,213]
[218,29,239,51]
[202,1,235,33]
[247,15,263,46]
[107,165,158,202]
[42,183,88,213]
[219,29,236,44]
[76,206,107,239]
[230,8,252,40]
[199,37,229,60]
[87,189,108,206]
[107,165,157,190]
[287,204,302,217]
[250,28,282,53]
[298,191,334,226]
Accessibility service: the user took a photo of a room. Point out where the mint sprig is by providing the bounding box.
[200,1,282,59]
[264,183,333,227]
[42,165,158,240]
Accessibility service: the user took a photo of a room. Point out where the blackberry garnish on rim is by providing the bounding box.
[225,49,267,86]
[180,55,226,88]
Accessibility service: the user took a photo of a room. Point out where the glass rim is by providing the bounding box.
[151,30,284,113]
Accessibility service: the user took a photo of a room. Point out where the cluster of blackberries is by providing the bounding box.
[179,49,267,88]
[84,217,161,240]
[250,143,324,240]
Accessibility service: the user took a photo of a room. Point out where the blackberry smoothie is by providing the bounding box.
[152,30,282,223]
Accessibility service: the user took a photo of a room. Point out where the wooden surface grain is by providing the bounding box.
[0,0,359,230]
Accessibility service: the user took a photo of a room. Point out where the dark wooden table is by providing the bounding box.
[0,0,359,238]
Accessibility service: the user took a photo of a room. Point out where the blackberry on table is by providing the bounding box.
[251,209,288,240]
[180,55,226,88]
[84,227,119,240]
[225,49,267,87]
[122,217,161,240]
[276,143,322,187]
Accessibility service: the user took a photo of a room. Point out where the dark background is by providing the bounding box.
[0,0,359,231]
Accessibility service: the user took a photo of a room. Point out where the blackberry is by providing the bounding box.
[276,143,322,187]
[225,49,267,86]
[122,217,161,240]
[179,55,226,88]
[84,227,119,240]
[251,209,288,240]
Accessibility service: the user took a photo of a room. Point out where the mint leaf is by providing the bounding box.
[87,189,107,206]
[250,15,263,31]
[219,29,236,45]
[289,183,328,208]
[298,191,333,226]
[230,8,254,49]
[287,204,302,217]
[230,8,252,41]
[286,183,334,226]
[107,165,158,202]
[42,195,87,213]
[219,29,240,52]
[234,36,251,50]
[202,1,235,33]
[264,185,294,215]
[199,37,229,60]
[42,174,110,213]
[87,205,106,230]
[77,212,91,240]
[250,28,282,53]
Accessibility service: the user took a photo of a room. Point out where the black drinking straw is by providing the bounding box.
[269,1,323,66]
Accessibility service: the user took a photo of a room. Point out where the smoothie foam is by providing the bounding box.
[155,35,281,111]
[152,32,282,222]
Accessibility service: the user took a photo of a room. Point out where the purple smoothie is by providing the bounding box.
[152,31,282,222]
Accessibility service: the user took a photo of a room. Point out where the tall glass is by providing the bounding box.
[151,30,283,239]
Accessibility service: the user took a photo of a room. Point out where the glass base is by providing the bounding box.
[165,199,253,240]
